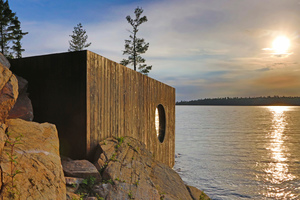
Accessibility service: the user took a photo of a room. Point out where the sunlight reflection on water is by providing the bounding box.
[261,106,296,199]
[175,106,300,199]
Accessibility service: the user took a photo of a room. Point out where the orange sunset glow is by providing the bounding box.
[9,0,300,100]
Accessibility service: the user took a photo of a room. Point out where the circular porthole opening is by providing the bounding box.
[155,104,166,143]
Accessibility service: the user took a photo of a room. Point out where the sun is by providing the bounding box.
[272,36,290,54]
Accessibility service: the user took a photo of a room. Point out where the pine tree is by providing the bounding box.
[0,0,27,58]
[0,0,14,56]
[11,16,28,58]
[121,7,152,75]
[68,23,91,52]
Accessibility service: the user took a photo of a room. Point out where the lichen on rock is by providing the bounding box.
[0,119,66,200]
[0,53,210,200]
[89,136,209,200]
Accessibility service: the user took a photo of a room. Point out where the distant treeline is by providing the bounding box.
[176,96,300,106]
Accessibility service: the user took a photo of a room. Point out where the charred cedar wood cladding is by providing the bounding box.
[10,50,175,167]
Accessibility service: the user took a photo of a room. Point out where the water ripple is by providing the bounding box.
[175,106,300,199]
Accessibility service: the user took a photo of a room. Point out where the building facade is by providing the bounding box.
[10,51,175,167]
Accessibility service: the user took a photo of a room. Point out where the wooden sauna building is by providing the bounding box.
[10,50,175,167]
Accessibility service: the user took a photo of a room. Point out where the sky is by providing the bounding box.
[9,0,300,101]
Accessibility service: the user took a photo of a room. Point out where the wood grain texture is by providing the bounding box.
[10,50,175,167]
[86,51,175,167]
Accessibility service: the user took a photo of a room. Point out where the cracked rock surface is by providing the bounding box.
[0,119,66,200]
[90,136,209,200]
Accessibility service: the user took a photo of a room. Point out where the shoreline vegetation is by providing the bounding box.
[176,96,300,106]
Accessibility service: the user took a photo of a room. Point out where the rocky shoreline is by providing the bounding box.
[0,54,210,200]
[64,136,210,200]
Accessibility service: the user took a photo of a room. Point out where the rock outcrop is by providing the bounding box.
[65,136,210,200]
[0,53,209,200]
[0,65,18,124]
[62,158,101,181]
[0,123,6,156]
[0,53,18,157]
[8,75,34,121]
[0,53,10,69]
[0,119,66,200]
[0,54,67,200]
[186,185,210,200]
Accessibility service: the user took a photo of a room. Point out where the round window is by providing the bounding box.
[155,104,166,143]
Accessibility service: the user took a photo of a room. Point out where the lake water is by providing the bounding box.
[174,106,300,200]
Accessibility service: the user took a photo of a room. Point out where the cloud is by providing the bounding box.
[254,74,300,88]
[21,21,71,56]
[13,0,300,100]
[256,67,271,72]
[271,52,294,58]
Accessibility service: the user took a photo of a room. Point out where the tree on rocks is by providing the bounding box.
[0,0,28,58]
[11,16,28,58]
[120,7,152,75]
[68,23,91,52]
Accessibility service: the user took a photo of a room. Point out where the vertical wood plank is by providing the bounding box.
[101,56,105,141]
[86,51,91,154]
[111,61,116,137]
[119,65,124,138]
[84,51,175,167]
